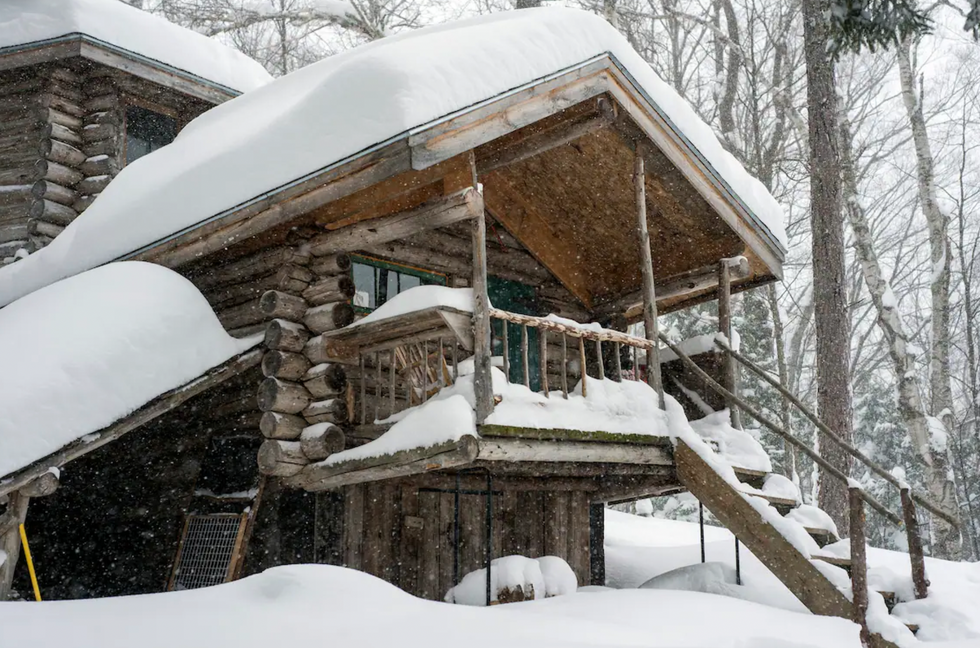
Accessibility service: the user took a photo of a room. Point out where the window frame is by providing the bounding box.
[121,96,181,166]
[349,254,447,315]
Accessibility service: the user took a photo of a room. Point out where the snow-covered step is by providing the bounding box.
[803,526,837,548]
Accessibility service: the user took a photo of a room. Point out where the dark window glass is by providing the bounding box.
[351,257,445,313]
[126,106,178,164]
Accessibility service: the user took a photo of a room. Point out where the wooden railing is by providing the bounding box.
[488,308,661,400]
[663,331,957,632]
[355,337,466,426]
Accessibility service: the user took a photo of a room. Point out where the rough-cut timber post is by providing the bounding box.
[901,488,929,600]
[0,491,29,600]
[717,259,741,428]
[849,486,870,647]
[471,191,493,424]
[633,143,664,407]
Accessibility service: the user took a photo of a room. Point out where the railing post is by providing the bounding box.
[633,143,665,408]
[849,486,870,647]
[471,190,494,424]
[901,487,930,599]
[717,259,741,429]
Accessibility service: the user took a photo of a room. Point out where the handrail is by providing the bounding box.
[489,308,954,532]
[656,332,903,526]
[714,337,959,528]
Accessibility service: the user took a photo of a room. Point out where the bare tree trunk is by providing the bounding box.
[840,119,961,556]
[766,283,796,479]
[803,0,852,535]
[896,39,961,558]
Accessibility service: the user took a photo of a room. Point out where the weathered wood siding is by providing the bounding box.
[0,59,215,261]
[339,477,594,601]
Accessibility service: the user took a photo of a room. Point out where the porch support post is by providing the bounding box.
[0,491,29,600]
[718,259,742,429]
[633,144,665,408]
[471,160,494,424]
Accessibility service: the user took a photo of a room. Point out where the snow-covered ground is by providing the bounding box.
[1,510,976,647]
[605,509,980,645]
[0,563,860,648]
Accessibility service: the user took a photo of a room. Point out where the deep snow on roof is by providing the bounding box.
[0,0,272,93]
[0,8,786,307]
[0,262,257,479]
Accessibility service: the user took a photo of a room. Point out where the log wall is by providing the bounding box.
[0,60,215,262]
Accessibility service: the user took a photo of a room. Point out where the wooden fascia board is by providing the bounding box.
[0,35,239,104]
[408,56,613,170]
[407,53,784,280]
[600,59,785,278]
[0,39,81,71]
[0,348,263,499]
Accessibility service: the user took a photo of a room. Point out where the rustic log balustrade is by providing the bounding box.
[663,331,959,616]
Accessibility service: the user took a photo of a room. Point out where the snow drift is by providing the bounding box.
[0,262,257,478]
[0,0,272,93]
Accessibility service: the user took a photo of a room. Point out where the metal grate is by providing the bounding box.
[169,513,246,591]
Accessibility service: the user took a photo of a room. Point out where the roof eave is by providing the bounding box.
[0,34,242,104]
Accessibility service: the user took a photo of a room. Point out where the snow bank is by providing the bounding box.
[325,367,681,466]
[0,7,785,307]
[0,262,257,479]
[322,394,475,465]
[688,410,772,472]
[352,286,473,327]
[0,564,863,648]
[786,504,839,537]
[0,0,271,93]
[446,555,577,605]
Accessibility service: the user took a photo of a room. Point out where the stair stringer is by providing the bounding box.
[675,439,852,618]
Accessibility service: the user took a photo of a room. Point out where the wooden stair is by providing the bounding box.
[675,438,852,618]
[676,438,907,647]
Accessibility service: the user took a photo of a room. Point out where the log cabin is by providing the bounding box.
[0,0,271,261]
[0,6,946,642]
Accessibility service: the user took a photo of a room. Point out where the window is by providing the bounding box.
[125,105,178,164]
[351,255,446,313]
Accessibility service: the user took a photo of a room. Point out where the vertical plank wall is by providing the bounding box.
[342,479,594,601]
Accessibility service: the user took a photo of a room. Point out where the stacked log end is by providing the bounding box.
[75,69,124,223]
[25,67,87,253]
[0,66,88,261]
[256,250,356,477]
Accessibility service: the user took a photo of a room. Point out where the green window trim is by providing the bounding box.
[350,254,447,315]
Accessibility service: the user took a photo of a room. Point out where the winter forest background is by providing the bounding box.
[121,0,980,560]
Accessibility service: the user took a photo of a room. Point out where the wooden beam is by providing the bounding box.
[308,187,482,257]
[132,141,412,268]
[634,144,664,404]
[285,436,480,491]
[409,62,611,170]
[476,438,673,466]
[0,491,29,600]
[472,188,494,424]
[0,349,263,498]
[593,257,750,319]
[479,424,671,447]
[311,154,473,229]
[675,439,852,618]
[475,100,615,174]
[717,258,741,428]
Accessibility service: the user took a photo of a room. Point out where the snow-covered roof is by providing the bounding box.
[0,0,272,95]
[0,8,785,307]
[0,262,258,480]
